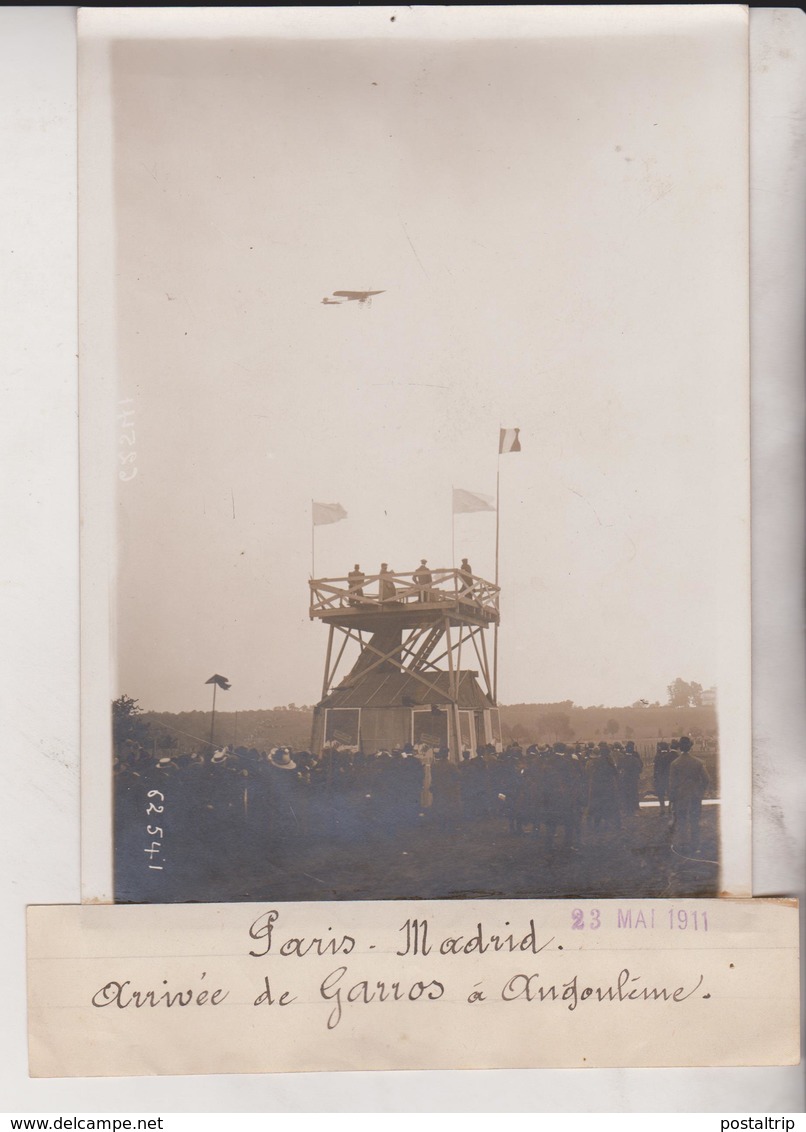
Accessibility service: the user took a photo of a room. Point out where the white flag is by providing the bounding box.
[312,501,347,526]
[499,427,521,454]
[452,487,496,514]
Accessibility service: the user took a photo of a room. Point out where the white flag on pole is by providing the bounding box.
[499,427,521,454]
[312,501,347,526]
[452,487,496,514]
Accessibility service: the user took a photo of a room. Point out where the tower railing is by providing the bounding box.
[309,567,500,620]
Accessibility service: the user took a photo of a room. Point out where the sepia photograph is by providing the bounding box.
[9,1,806,1111]
[78,6,751,907]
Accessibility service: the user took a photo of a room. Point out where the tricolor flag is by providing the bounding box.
[205,674,231,690]
[499,428,521,454]
[312,501,348,526]
[453,487,496,514]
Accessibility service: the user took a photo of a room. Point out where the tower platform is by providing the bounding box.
[309,566,500,630]
[308,567,502,758]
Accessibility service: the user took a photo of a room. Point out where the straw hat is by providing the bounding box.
[269,748,297,771]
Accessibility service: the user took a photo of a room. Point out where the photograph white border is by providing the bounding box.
[1,4,802,1112]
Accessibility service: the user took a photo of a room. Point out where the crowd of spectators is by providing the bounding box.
[115,735,711,865]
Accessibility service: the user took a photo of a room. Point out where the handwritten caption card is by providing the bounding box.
[27,899,799,1076]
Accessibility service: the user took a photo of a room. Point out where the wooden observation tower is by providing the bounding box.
[309,566,502,759]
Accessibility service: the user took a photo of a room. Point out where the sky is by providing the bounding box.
[108,12,748,713]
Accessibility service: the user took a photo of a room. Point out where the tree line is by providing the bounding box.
[114,690,717,757]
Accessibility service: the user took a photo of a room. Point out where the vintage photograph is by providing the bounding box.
[78,8,751,906]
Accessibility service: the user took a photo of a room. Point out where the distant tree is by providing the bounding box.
[536,712,574,743]
[156,731,178,750]
[667,678,688,706]
[112,695,151,749]
[667,678,704,708]
[604,718,620,738]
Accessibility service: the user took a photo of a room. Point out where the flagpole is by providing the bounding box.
[311,500,315,579]
[209,680,217,749]
[451,484,455,569]
[495,455,501,587]
[493,443,501,705]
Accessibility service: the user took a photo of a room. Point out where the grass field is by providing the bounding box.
[117,803,719,905]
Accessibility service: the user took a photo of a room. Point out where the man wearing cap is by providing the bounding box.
[412,558,433,602]
[347,564,365,606]
[459,558,474,601]
[668,736,710,853]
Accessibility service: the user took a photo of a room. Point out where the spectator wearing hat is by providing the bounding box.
[533,744,573,851]
[668,736,710,853]
[204,748,239,853]
[585,742,621,832]
[513,751,540,835]
[560,744,586,850]
[653,741,675,814]
[618,743,643,815]
[400,748,425,826]
[266,748,301,843]
[430,748,461,830]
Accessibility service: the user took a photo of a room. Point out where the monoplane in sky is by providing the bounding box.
[321,289,385,305]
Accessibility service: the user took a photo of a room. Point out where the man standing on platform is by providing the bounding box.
[379,563,396,603]
[347,563,365,605]
[459,557,474,600]
[413,558,433,602]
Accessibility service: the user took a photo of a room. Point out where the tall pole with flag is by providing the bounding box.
[205,673,231,749]
[311,500,348,578]
[495,464,500,588]
[494,428,521,703]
